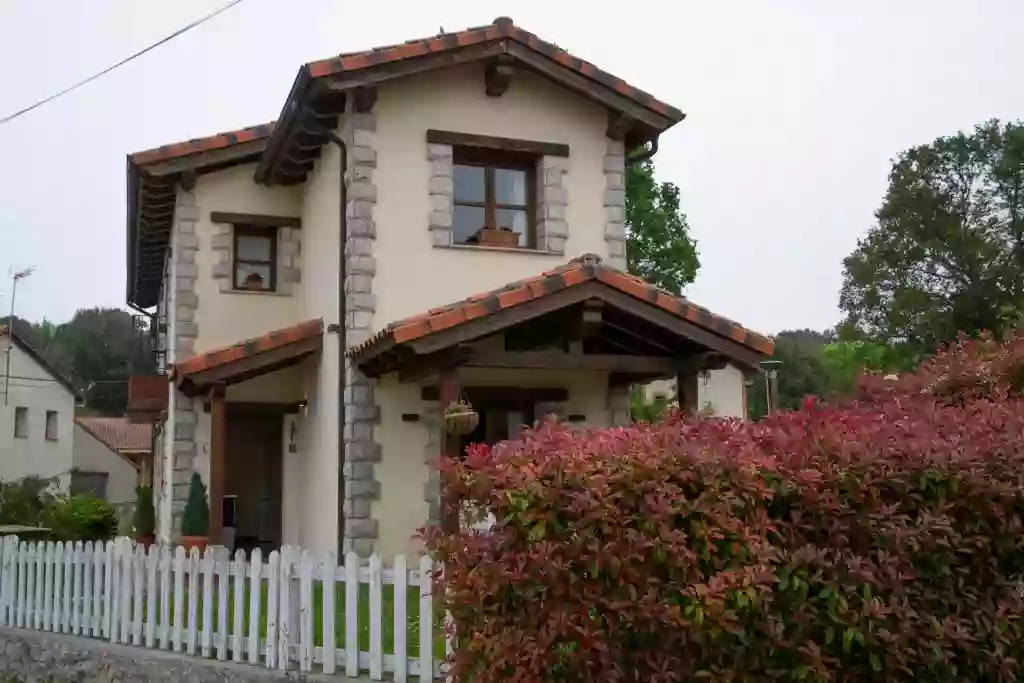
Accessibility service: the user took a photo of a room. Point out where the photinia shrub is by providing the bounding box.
[425,335,1024,683]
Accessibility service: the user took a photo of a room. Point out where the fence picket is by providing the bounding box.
[369,553,383,680]
[17,543,27,628]
[322,551,336,675]
[145,545,157,648]
[91,542,103,637]
[265,550,279,669]
[132,545,145,645]
[33,542,44,629]
[41,542,52,631]
[159,546,171,650]
[0,538,10,627]
[393,554,408,683]
[277,546,292,671]
[216,549,229,661]
[74,543,84,636]
[418,555,433,683]
[298,551,313,672]
[52,542,64,632]
[102,541,114,639]
[25,544,35,630]
[200,547,214,658]
[172,546,185,653]
[247,548,262,665]
[345,551,359,677]
[231,549,245,663]
[61,542,72,633]
[186,547,200,656]
[119,540,133,644]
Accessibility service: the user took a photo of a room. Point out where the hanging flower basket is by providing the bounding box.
[444,400,479,435]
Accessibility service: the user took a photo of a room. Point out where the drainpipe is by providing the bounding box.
[626,135,660,166]
[161,228,177,542]
[297,108,348,554]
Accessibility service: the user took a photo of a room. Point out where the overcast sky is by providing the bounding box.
[1,0,1022,335]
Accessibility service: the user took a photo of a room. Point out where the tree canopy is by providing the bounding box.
[625,158,700,293]
[840,119,1024,354]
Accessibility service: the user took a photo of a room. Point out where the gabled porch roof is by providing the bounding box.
[347,255,774,379]
[171,319,323,396]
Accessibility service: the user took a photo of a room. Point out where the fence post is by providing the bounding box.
[322,551,337,675]
[201,546,214,658]
[345,551,359,677]
[418,555,433,682]
[215,546,229,661]
[265,549,280,669]
[369,553,383,680]
[247,548,262,666]
[394,554,408,683]
[231,549,245,663]
[298,550,313,672]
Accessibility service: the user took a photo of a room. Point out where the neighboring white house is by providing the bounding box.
[0,329,79,491]
[124,18,775,557]
[72,418,143,513]
[643,364,750,419]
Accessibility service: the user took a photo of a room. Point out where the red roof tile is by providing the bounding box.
[171,318,324,381]
[304,17,683,122]
[349,255,774,358]
[75,417,152,453]
[129,121,277,166]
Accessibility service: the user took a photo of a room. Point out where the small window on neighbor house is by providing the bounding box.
[233,225,277,292]
[70,471,108,500]
[452,147,536,248]
[13,407,28,438]
[45,410,58,441]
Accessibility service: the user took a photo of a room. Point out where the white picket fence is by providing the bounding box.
[0,537,450,680]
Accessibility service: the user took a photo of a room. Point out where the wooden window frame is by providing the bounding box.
[452,146,537,249]
[232,225,278,292]
[45,410,58,441]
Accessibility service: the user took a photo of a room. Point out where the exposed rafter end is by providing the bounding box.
[485,54,515,97]
[606,111,635,141]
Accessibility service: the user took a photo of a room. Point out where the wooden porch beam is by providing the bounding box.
[465,350,682,373]
[208,383,226,544]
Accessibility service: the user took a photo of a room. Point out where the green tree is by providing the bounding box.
[746,329,834,420]
[840,119,1024,354]
[625,158,700,293]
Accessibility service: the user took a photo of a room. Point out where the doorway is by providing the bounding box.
[225,410,283,553]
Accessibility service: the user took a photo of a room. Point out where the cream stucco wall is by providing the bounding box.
[372,63,611,327]
[191,163,304,354]
[71,424,139,505]
[373,366,612,558]
[0,338,76,488]
[644,365,750,419]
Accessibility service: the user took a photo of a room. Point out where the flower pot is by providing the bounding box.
[181,536,209,554]
[477,228,520,248]
[444,408,479,435]
[135,534,155,550]
[245,278,263,291]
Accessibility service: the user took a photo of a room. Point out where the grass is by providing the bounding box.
[148,578,446,660]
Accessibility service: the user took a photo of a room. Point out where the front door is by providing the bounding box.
[226,411,283,553]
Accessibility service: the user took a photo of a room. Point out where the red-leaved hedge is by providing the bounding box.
[425,335,1024,683]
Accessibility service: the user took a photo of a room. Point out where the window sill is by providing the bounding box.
[225,288,291,298]
[434,243,563,256]
[13,435,27,440]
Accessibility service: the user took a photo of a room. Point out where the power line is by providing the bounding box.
[0,0,248,126]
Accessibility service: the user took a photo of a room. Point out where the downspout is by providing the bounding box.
[161,226,177,542]
[626,135,660,166]
[297,107,348,554]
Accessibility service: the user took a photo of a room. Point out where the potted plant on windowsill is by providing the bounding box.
[180,473,209,553]
[133,485,156,549]
[475,226,520,248]
[444,399,479,435]
[244,272,264,291]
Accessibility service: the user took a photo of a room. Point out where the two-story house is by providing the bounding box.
[125,18,774,557]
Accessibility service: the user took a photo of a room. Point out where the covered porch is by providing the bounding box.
[348,254,774,557]
[170,319,323,553]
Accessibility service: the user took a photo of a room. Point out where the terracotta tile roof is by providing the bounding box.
[305,17,683,122]
[75,417,152,453]
[348,255,774,358]
[171,318,324,380]
[129,121,277,166]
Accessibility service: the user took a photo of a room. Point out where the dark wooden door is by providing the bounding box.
[226,412,283,552]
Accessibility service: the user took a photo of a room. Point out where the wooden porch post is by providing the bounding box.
[676,369,699,416]
[209,383,227,543]
[438,366,460,534]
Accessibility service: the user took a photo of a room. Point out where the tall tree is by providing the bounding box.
[746,329,834,420]
[840,119,1024,353]
[625,158,700,293]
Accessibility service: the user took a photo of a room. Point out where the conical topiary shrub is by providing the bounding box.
[133,485,156,547]
[180,473,209,552]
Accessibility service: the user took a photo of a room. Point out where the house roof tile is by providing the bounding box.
[171,318,324,381]
[129,121,277,166]
[348,255,774,359]
[75,417,152,453]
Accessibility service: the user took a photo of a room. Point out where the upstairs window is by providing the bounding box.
[453,147,535,248]
[13,407,27,439]
[233,226,277,292]
[45,410,58,441]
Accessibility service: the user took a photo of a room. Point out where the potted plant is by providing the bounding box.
[444,399,479,435]
[244,272,264,291]
[180,473,209,552]
[475,226,520,248]
[133,485,156,548]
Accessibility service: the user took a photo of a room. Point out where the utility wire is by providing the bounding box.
[0,0,248,126]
